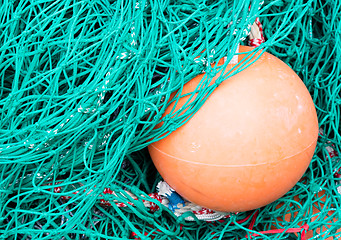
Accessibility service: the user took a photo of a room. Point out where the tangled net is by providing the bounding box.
[0,0,340,239]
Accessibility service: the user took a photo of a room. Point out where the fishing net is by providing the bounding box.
[0,0,340,239]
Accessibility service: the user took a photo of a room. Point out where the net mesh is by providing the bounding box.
[0,0,340,239]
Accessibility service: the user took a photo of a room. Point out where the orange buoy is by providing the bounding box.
[148,45,319,212]
[273,190,341,239]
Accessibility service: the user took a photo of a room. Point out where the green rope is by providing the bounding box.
[0,0,340,239]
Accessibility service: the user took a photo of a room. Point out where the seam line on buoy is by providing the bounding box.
[149,139,317,167]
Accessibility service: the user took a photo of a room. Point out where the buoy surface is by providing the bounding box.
[148,46,319,212]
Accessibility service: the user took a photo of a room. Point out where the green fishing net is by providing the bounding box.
[1,0,341,239]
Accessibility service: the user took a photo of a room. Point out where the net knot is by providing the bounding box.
[300,224,310,240]
[198,3,207,10]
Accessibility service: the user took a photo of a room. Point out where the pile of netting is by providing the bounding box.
[1,0,341,239]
